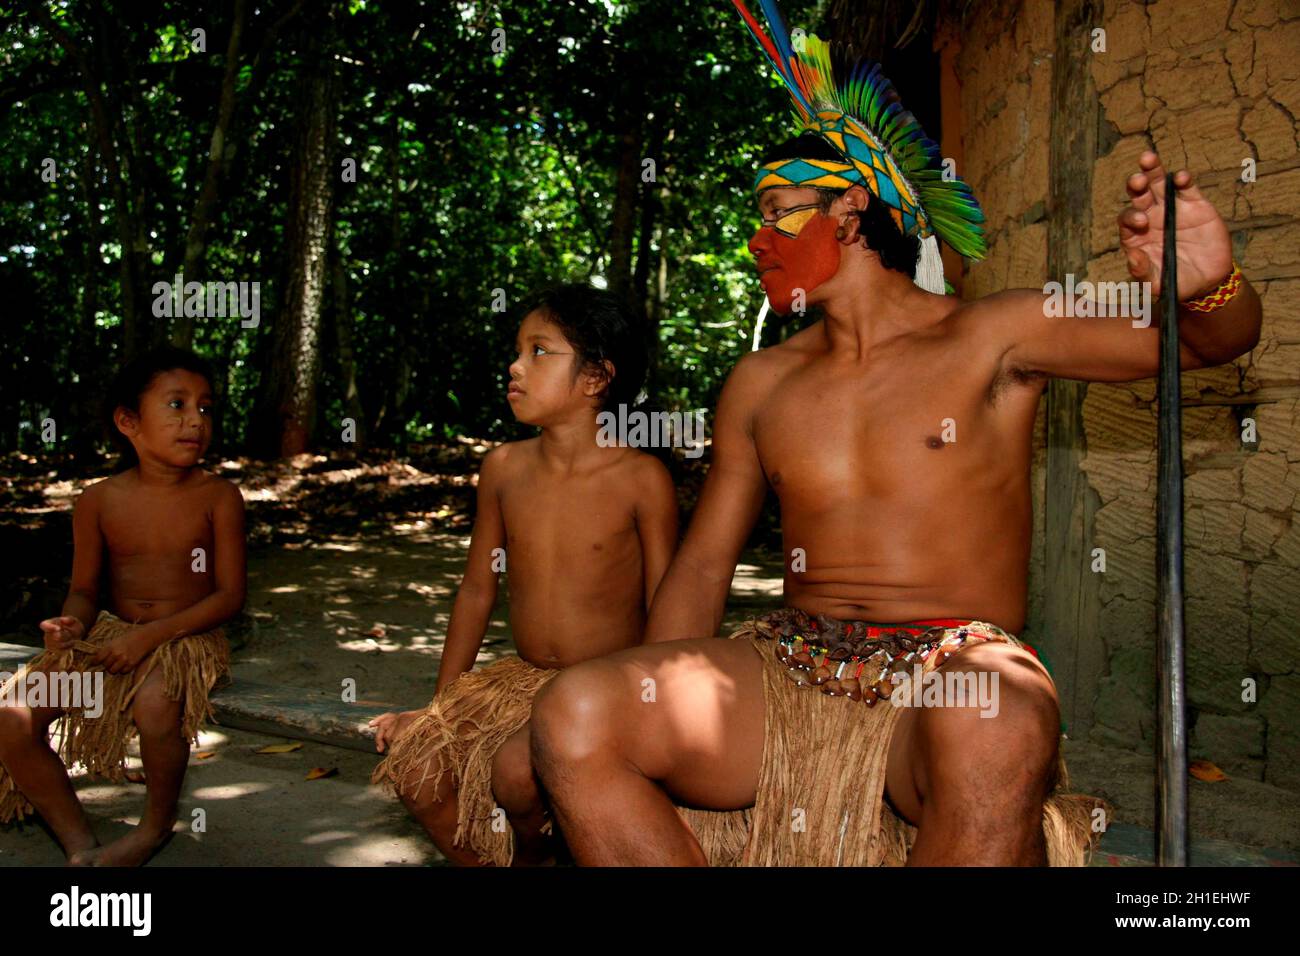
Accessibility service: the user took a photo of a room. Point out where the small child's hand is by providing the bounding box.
[369,710,419,754]
[90,631,153,675]
[369,712,400,753]
[39,616,84,651]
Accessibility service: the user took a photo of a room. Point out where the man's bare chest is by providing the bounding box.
[751,359,1020,499]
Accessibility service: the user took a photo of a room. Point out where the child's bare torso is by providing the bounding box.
[95,470,228,624]
[495,441,651,667]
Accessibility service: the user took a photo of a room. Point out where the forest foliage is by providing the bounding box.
[1,0,931,459]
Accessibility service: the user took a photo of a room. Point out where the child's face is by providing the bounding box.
[115,369,214,468]
[508,310,602,425]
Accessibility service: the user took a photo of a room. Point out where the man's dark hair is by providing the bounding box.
[759,134,919,278]
[515,284,648,412]
[105,345,216,469]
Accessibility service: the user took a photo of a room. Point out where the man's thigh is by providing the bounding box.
[884,641,1058,824]
[553,637,767,811]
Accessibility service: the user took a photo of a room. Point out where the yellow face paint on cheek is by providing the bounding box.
[773,206,818,238]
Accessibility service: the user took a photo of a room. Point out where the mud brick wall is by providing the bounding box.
[949,0,1300,788]
[944,0,1054,644]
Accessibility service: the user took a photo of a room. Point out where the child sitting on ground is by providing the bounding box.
[370,284,678,866]
[0,346,245,866]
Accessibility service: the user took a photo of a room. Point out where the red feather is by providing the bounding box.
[731,0,780,67]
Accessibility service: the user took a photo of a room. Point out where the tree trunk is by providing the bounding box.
[173,0,249,348]
[255,19,337,458]
[331,240,365,450]
[33,3,148,360]
[632,159,658,315]
[633,183,658,397]
[607,112,642,309]
[635,114,674,395]
[71,134,104,461]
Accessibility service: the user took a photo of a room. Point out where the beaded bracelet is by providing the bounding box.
[1183,261,1242,313]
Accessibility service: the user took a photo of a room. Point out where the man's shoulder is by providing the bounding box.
[726,333,813,387]
[945,288,1048,328]
[715,338,816,431]
[927,289,1054,362]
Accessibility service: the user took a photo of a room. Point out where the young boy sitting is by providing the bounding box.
[0,346,245,866]
[370,284,679,866]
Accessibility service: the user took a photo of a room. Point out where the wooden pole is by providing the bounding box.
[1155,172,1188,866]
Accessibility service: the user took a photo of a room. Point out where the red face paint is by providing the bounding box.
[748,211,841,314]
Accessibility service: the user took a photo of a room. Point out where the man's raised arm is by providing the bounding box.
[991,152,1262,384]
[643,352,772,643]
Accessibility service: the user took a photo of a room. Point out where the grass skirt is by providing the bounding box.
[678,618,1106,866]
[0,610,230,824]
[370,655,559,867]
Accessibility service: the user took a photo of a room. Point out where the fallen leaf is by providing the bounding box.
[1190,759,1227,782]
[125,770,146,784]
[305,767,338,781]
[365,624,386,639]
[255,742,304,755]
[194,751,215,760]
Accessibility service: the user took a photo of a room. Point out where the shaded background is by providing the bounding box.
[1,0,943,457]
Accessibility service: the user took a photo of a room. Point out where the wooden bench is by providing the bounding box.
[0,642,402,753]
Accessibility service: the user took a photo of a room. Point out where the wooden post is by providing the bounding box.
[1043,0,1103,731]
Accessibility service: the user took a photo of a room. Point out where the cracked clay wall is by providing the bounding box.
[952,0,1300,789]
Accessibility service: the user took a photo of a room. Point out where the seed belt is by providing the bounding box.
[745,607,1013,705]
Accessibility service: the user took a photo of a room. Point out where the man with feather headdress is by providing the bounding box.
[526,0,1261,865]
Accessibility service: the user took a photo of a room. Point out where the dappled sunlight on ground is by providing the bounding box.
[191,782,276,800]
[231,518,787,714]
[235,529,537,707]
[0,726,438,867]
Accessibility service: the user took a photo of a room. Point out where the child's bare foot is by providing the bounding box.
[66,843,100,867]
[75,824,174,867]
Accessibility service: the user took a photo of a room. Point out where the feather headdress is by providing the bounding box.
[733,0,986,293]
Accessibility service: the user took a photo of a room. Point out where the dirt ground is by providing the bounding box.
[0,725,436,867]
[228,526,785,708]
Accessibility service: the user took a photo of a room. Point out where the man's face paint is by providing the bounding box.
[748,194,842,315]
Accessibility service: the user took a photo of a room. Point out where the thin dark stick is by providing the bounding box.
[1156,172,1188,866]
